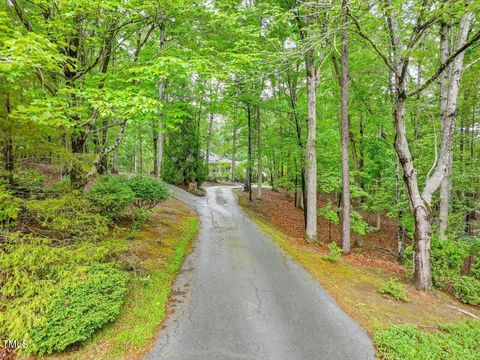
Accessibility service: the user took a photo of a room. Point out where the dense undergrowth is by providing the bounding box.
[0,171,174,356]
[374,321,480,360]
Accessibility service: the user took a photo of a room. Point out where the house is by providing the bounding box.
[208,153,232,180]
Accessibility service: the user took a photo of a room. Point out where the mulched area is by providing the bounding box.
[239,189,407,275]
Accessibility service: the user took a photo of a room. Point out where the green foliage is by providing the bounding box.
[322,242,343,263]
[317,201,339,225]
[374,321,480,360]
[273,177,295,192]
[163,107,208,186]
[14,169,46,194]
[49,177,72,195]
[127,175,170,209]
[405,238,480,304]
[350,210,371,236]
[0,186,20,229]
[0,233,127,354]
[453,276,480,305]
[29,265,127,355]
[25,193,109,241]
[131,207,151,231]
[378,278,409,302]
[318,173,341,194]
[90,175,135,221]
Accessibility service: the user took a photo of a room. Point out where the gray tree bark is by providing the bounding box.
[155,24,167,178]
[305,51,317,243]
[205,112,214,164]
[256,106,263,199]
[232,116,238,182]
[439,13,473,240]
[340,0,351,253]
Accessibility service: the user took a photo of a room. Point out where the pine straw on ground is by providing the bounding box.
[242,189,404,274]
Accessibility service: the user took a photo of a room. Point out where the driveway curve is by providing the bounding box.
[144,185,375,360]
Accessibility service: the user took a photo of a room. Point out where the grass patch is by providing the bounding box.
[41,199,199,360]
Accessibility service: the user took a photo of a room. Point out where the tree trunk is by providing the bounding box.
[439,13,473,240]
[231,118,238,182]
[206,112,214,164]
[394,93,433,291]
[154,25,167,178]
[112,147,119,173]
[139,133,143,173]
[305,51,317,243]
[133,140,137,174]
[247,105,253,202]
[3,95,14,185]
[340,0,351,253]
[70,133,87,189]
[256,106,263,199]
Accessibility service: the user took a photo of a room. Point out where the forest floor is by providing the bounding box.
[236,189,480,335]
[35,199,199,360]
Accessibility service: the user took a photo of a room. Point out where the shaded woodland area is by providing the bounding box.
[0,0,479,358]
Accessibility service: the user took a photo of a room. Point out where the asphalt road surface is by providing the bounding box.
[144,185,375,360]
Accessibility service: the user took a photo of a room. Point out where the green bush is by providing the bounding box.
[127,175,170,209]
[25,193,108,242]
[0,233,127,355]
[0,186,20,229]
[49,176,72,195]
[90,175,135,221]
[374,321,480,360]
[14,168,46,194]
[273,177,295,192]
[405,238,479,304]
[29,265,127,355]
[430,238,471,286]
[322,242,343,263]
[131,207,150,231]
[378,278,409,302]
[350,210,371,236]
[317,201,340,225]
[453,276,480,305]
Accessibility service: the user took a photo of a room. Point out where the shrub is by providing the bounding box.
[430,238,470,286]
[25,193,108,242]
[317,202,340,225]
[374,321,480,360]
[14,168,46,194]
[350,210,371,236]
[378,278,409,302]
[0,186,20,229]
[131,207,150,231]
[404,238,479,304]
[89,176,135,221]
[49,176,72,195]
[322,242,343,263]
[127,175,170,209]
[453,276,480,305]
[273,177,295,192]
[29,265,127,355]
[0,233,127,355]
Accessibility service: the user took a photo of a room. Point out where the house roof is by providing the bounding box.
[209,153,231,164]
